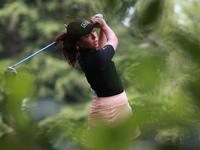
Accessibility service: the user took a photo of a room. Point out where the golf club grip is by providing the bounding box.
[11,41,57,68]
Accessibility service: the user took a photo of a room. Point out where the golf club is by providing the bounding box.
[4,41,56,81]
[4,13,104,81]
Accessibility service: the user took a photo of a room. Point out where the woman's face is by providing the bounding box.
[77,29,99,50]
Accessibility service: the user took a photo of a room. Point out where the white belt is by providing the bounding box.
[91,88,98,97]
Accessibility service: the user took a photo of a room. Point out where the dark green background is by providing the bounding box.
[0,0,200,149]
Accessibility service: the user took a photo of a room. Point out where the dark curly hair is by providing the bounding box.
[53,19,84,68]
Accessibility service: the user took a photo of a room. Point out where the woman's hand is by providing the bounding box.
[90,17,106,28]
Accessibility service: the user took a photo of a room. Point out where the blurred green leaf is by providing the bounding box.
[1,0,200,149]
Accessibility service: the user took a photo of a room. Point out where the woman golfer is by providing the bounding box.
[54,15,140,147]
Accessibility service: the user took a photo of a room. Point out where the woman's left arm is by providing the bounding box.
[90,16,107,49]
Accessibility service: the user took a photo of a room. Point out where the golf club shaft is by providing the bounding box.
[11,41,56,68]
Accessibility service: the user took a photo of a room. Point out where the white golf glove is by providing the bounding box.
[93,14,106,22]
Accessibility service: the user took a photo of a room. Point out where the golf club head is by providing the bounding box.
[4,67,17,81]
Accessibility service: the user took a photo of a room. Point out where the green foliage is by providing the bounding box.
[37,103,91,149]
[0,0,200,149]
[93,0,123,17]
[0,115,13,138]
